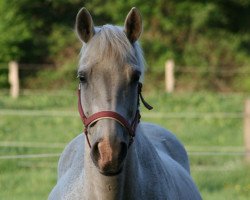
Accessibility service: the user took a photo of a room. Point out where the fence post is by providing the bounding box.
[165,59,175,93]
[244,99,250,162]
[8,61,19,98]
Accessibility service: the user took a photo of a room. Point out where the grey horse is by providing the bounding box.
[48,7,202,200]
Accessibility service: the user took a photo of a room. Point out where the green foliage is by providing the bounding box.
[0,0,83,63]
[0,67,9,88]
[0,1,31,61]
[0,0,249,91]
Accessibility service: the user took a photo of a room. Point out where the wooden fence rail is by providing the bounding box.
[164,59,250,94]
[3,60,250,97]
[2,61,250,161]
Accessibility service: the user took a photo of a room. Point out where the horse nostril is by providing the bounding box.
[90,141,100,166]
[119,142,128,162]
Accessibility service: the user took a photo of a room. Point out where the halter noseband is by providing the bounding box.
[78,82,152,148]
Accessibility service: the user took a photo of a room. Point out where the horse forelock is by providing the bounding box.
[79,25,145,78]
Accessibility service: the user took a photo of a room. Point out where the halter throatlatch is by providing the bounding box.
[78,82,152,148]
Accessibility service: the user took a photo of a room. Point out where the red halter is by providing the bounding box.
[78,82,152,148]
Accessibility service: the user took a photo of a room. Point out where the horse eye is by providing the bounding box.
[77,74,87,83]
[131,70,141,83]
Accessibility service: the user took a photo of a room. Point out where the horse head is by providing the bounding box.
[76,7,145,176]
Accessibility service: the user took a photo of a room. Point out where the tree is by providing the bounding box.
[0,0,249,90]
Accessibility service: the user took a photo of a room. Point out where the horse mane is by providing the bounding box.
[79,25,145,77]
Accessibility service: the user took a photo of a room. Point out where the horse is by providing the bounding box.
[48,7,202,200]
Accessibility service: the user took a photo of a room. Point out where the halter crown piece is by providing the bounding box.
[78,82,153,148]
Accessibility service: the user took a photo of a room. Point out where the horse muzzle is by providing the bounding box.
[90,138,128,176]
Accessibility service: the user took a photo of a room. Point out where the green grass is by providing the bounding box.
[143,91,246,147]
[0,91,250,199]
[0,163,57,200]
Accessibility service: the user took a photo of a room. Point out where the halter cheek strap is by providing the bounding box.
[78,82,152,148]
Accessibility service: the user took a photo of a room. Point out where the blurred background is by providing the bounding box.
[0,0,250,199]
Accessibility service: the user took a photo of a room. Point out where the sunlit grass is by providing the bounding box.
[0,91,250,199]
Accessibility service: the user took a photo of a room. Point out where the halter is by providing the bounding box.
[78,82,153,148]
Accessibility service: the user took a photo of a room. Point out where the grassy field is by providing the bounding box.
[0,90,250,199]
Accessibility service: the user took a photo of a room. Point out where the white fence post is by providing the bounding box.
[165,59,175,93]
[244,99,250,162]
[8,61,19,98]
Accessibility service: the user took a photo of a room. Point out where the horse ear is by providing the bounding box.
[124,7,142,43]
[76,7,95,43]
